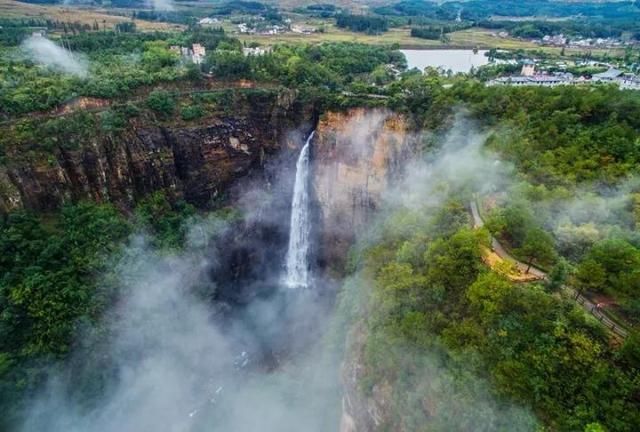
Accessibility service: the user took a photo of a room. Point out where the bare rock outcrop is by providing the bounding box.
[0,89,309,213]
[313,108,415,272]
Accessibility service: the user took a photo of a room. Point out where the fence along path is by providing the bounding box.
[470,200,629,339]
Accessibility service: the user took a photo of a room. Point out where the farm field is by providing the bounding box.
[233,22,627,57]
[232,23,539,49]
[0,0,179,31]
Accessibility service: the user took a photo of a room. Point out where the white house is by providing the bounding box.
[192,44,206,64]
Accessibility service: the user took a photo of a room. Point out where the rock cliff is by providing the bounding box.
[0,89,312,213]
[313,108,415,273]
[340,323,394,432]
[1,101,417,431]
[313,109,417,432]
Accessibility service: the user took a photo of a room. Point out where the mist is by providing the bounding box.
[18,112,537,432]
[332,110,514,251]
[18,130,342,431]
[335,111,537,431]
[387,113,512,210]
[149,0,175,11]
[20,215,342,431]
[21,36,88,78]
[484,163,640,258]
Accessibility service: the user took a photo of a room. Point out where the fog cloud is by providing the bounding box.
[22,36,89,78]
[385,112,512,211]
[330,111,537,430]
[21,208,340,432]
[149,0,174,11]
[18,111,533,432]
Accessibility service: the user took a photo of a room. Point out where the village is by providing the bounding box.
[488,59,640,89]
[494,30,634,50]
[236,21,318,36]
[170,43,207,64]
[166,39,640,91]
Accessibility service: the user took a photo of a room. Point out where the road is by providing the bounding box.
[470,200,629,339]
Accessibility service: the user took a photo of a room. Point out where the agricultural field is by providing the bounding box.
[0,0,180,31]
[231,22,539,49]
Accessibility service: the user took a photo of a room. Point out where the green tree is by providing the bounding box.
[584,423,606,432]
[575,259,606,294]
[185,62,204,82]
[579,239,640,297]
[142,41,180,70]
[516,227,556,273]
[424,228,488,298]
[134,191,196,249]
[146,90,176,117]
[546,258,569,292]
[618,332,640,368]
[467,272,514,323]
[209,50,251,80]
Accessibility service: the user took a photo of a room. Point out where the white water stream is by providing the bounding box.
[283,132,314,288]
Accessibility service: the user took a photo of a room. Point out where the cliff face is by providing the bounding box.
[340,323,394,432]
[313,109,417,432]
[0,89,310,213]
[1,102,415,431]
[313,108,414,272]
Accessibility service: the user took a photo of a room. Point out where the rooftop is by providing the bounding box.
[594,68,623,79]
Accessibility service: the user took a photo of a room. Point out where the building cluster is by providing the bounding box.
[541,34,568,46]
[489,61,640,90]
[170,44,206,65]
[290,24,317,34]
[494,30,633,48]
[236,21,316,36]
[592,68,640,90]
[242,46,272,56]
[532,34,630,48]
[567,37,625,48]
[237,22,287,35]
[198,17,219,25]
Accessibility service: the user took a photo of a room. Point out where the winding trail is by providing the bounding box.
[470,200,629,339]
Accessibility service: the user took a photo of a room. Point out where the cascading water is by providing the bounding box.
[283,131,314,288]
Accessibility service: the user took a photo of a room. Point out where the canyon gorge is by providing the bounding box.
[3,89,415,432]
[4,11,640,431]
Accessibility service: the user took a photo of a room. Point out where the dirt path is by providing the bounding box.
[470,200,629,339]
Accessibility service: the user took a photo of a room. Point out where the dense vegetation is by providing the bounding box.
[0,29,209,116]
[454,84,640,185]
[0,193,196,428]
[2,16,640,432]
[376,0,640,21]
[0,26,405,118]
[346,195,640,431]
[343,78,640,431]
[481,18,640,40]
[410,25,463,41]
[335,14,389,35]
[446,83,640,316]
[0,18,94,46]
[376,0,640,39]
[294,4,339,18]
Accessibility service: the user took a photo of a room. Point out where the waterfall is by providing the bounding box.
[283,131,314,288]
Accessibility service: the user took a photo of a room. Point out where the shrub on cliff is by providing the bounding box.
[146,90,176,117]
